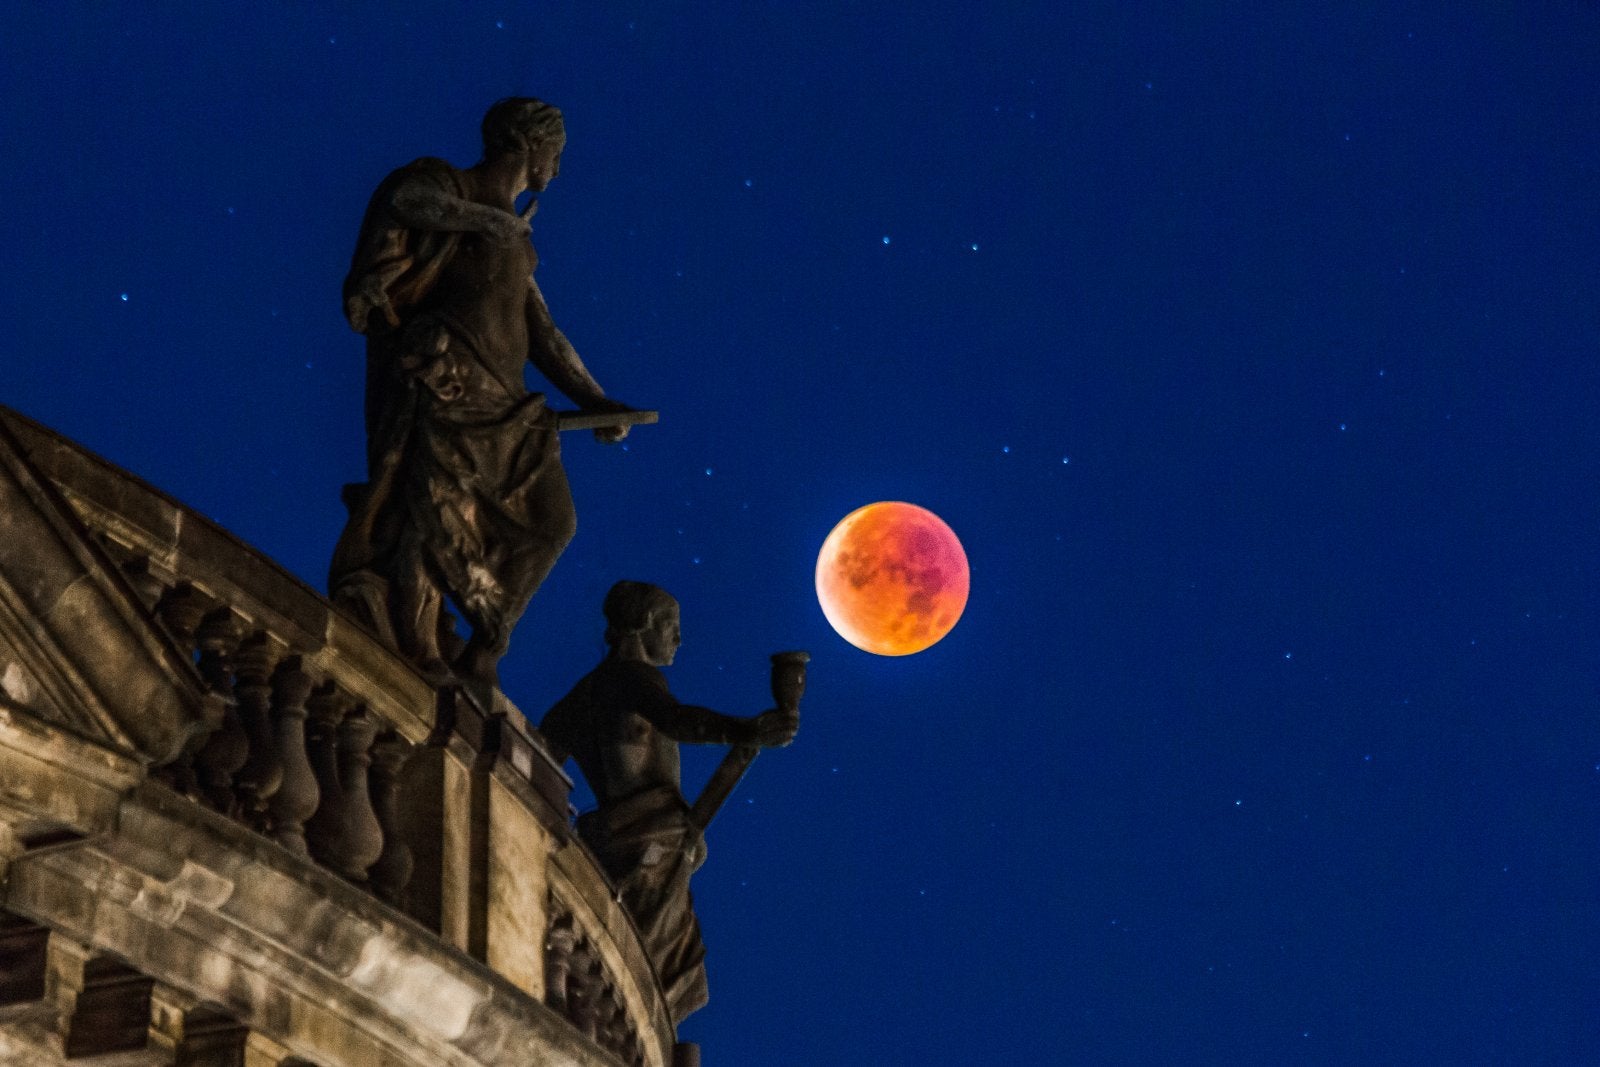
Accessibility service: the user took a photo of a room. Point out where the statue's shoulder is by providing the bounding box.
[343,157,470,313]
[544,660,666,717]
[593,658,670,695]
[373,156,463,199]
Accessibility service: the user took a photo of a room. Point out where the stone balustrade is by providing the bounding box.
[0,407,675,1067]
[131,578,409,904]
[545,905,647,1067]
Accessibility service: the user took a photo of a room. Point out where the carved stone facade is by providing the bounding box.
[0,407,687,1067]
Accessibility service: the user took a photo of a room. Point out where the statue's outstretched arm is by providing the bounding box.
[642,699,799,749]
[389,182,528,242]
[525,276,633,442]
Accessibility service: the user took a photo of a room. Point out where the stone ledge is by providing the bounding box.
[4,782,635,1067]
[0,697,141,848]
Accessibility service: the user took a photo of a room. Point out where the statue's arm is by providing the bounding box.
[649,702,755,745]
[388,180,528,242]
[537,680,589,763]
[525,276,633,442]
[640,694,798,749]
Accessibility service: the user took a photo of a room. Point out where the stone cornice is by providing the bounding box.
[6,781,621,1067]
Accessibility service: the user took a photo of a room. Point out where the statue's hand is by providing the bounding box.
[749,707,800,749]
[345,275,398,333]
[488,211,532,245]
[584,397,635,444]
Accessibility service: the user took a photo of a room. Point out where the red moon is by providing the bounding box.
[815,501,969,656]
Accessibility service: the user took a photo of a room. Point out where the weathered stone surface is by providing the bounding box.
[320,612,433,745]
[0,417,208,766]
[390,741,448,933]
[367,732,416,906]
[486,777,552,998]
[439,743,482,962]
[4,784,642,1067]
[0,637,73,738]
[0,695,142,841]
[0,998,61,1063]
[232,633,285,833]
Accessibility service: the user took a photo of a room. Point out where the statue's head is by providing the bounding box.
[482,97,566,155]
[481,97,566,190]
[603,581,681,666]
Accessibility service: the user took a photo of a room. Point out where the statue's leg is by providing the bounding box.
[329,478,401,649]
[613,831,708,1024]
[332,339,417,650]
[454,458,576,685]
[394,530,450,680]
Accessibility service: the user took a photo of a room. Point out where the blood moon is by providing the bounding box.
[815,501,969,656]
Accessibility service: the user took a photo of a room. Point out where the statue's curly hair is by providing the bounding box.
[602,581,678,646]
[481,97,565,157]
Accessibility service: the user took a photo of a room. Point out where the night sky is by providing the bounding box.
[4,5,1598,1062]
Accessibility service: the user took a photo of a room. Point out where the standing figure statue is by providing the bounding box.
[331,98,640,686]
[539,581,801,1023]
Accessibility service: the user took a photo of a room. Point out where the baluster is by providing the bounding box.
[303,684,348,869]
[569,950,603,1039]
[194,608,248,815]
[153,583,214,794]
[367,731,415,904]
[232,633,284,832]
[598,987,627,1058]
[544,912,577,1014]
[267,658,318,858]
[332,708,384,884]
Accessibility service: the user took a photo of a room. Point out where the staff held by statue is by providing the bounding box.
[689,651,807,829]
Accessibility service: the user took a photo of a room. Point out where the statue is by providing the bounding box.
[330,98,648,686]
[539,582,803,1023]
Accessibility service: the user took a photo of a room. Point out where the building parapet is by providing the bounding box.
[0,407,673,1067]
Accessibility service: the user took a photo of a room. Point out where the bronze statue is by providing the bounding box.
[539,582,802,1024]
[331,98,645,686]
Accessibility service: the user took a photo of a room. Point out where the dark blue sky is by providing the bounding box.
[4,4,1597,1062]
